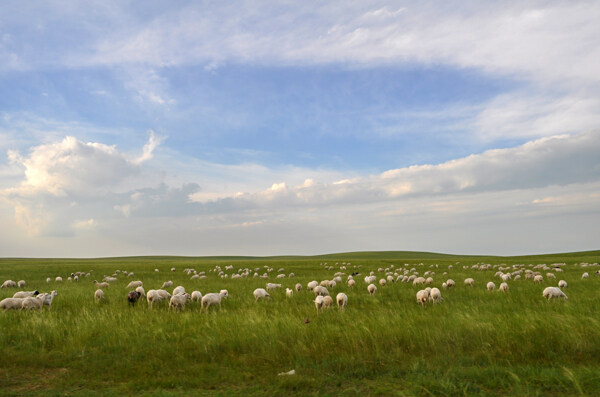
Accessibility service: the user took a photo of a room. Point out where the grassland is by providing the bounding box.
[1,250,600,396]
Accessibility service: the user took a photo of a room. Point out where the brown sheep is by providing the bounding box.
[127,291,142,307]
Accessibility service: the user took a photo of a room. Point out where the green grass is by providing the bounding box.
[1,251,599,396]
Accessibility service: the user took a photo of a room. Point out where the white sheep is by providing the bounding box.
[254,288,270,301]
[266,283,282,291]
[558,280,568,288]
[328,280,337,289]
[0,297,24,310]
[94,280,110,288]
[13,290,39,299]
[147,289,171,308]
[416,289,429,305]
[543,287,568,300]
[286,288,293,297]
[295,283,302,292]
[94,289,105,303]
[313,286,330,297]
[1,280,16,288]
[201,291,228,312]
[307,281,318,291]
[446,279,455,288]
[135,286,146,299]
[191,291,203,302]
[464,278,474,286]
[323,295,334,309]
[46,277,51,283]
[487,282,496,291]
[347,279,355,288]
[336,292,348,309]
[533,275,543,283]
[162,281,173,289]
[55,277,63,282]
[429,287,443,303]
[314,295,325,314]
[582,272,589,279]
[37,290,58,307]
[367,284,377,295]
[126,281,143,289]
[442,282,447,289]
[412,277,426,286]
[169,293,191,310]
[17,280,26,288]
[22,296,43,310]
[173,286,186,295]
[499,282,509,292]
[379,279,386,287]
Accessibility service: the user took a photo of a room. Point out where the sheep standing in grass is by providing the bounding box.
[286,288,293,298]
[543,287,568,300]
[429,288,442,303]
[0,298,24,311]
[17,280,26,288]
[37,291,58,308]
[266,283,282,291]
[253,288,270,301]
[191,291,202,302]
[464,278,474,286]
[173,286,186,295]
[94,289,105,303]
[446,279,455,288]
[46,278,51,283]
[22,297,43,310]
[126,281,143,289]
[55,277,63,282]
[533,275,543,283]
[162,281,174,289]
[416,290,429,305]
[127,291,142,307]
[169,293,191,310]
[336,293,348,310]
[367,284,377,295]
[307,281,318,291]
[379,279,386,287]
[295,283,302,292]
[135,286,146,299]
[314,296,325,314]
[94,280,110,288]
[147,289,168,308]
[348,279,355,288]
[1,280,16,288]
[558,280,568,288]
[201,291,228,312]
[13,291,39,298]
[582,272,589,279]
[313,286,329,297]
[499,282,509,292]
[487,282,495,291]
[323,295,334,309]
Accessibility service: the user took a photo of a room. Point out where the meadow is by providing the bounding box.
[1,250,599,396]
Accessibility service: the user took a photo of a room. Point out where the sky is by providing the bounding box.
[0,0,599,257]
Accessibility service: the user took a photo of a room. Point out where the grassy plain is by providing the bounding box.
[0,250,599,396]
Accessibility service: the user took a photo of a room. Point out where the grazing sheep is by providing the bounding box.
[314,296,325,314]
[514,275,522,281]
[412,277,426,286]
[487,282,496,291]
[367,284,377,295]
[464,278,474,286]
[55,277,63,282]
[46,278,51,283]
[169,293,191,310]
[103,276,117,283]
[147,289,171,308]
[379,279,386,287]
[533,275,543,283]
[323,295,334,309]
[162,281,173,289]
[416,289,429,305]
[442,282,447,289]
[336,292,348,309]
[37,290,58,307]
[266,283,282,291]
[347,279,355,288]
[94,289,104,303]
[94,280,110,288]
[191,291,202,302]
[1,280,16,288]
[22,296,43,310]
[126,281,143,289]
[313,286,330,297]
[201,291,228,312]
[171,267,176,272]
[320,280,330,287]
[295,283,302,292]
[543,287,568,300]
[429,287,443,303]
[446,279,455,288]
[286,288,293,297]
[546,273,556,279]
[328,280,337,289]
[13,290,39,299]
[127,291,142,307]
[17,280,26,288]
[558,280,568,288]
[0,298,24,311]
[582,272,589,279]
[499,282,509,292]
[135,286,146,299]
[254,288,270,301]
[173,286,186,296]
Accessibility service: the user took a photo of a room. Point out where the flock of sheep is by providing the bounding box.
[1,260,597,313]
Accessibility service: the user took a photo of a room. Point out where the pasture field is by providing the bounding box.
[1,250,600,396]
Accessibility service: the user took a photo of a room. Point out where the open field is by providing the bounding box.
[1,250,600,396]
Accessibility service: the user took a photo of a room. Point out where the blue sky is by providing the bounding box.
[1,1,599,256]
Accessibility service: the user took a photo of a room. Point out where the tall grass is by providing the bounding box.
[0,252,599,395]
